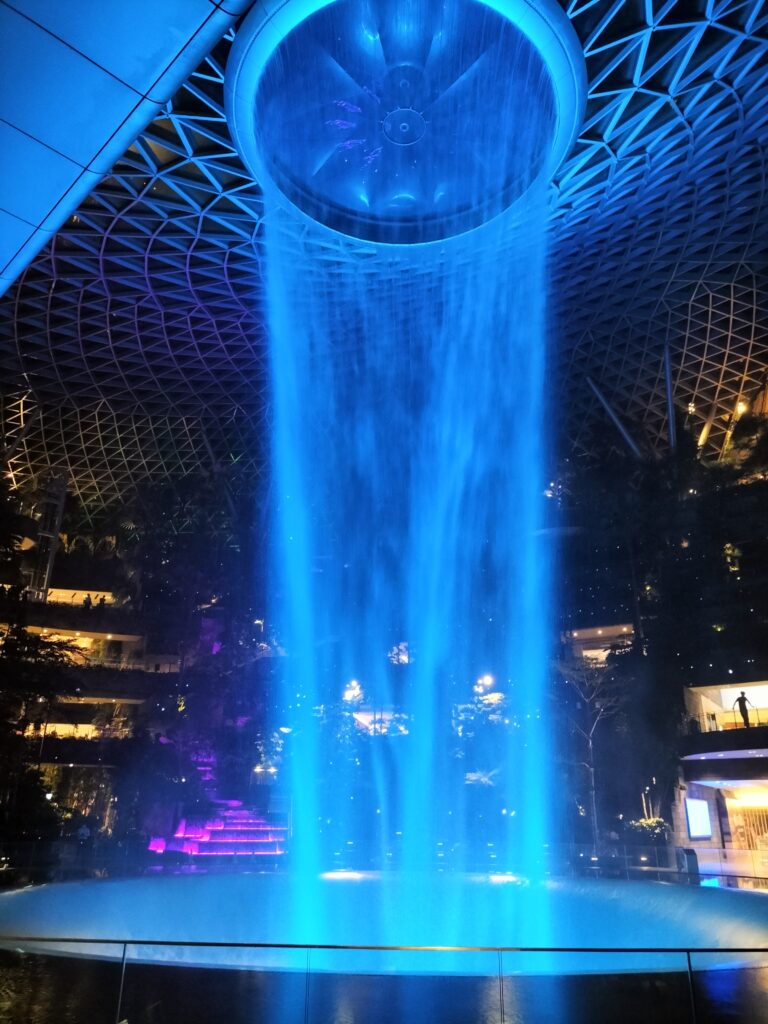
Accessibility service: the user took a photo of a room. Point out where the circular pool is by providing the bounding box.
[2,873,766,973]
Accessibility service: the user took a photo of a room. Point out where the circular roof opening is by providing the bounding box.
[226,0,585,243]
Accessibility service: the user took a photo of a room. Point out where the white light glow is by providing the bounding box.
[685,798,712,840]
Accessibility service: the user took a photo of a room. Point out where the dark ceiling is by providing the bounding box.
[1,0,767,514]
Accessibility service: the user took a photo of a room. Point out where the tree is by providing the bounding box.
[723,411,768,480]
[0,627,80,840]
[556,658,626,851]
[110,475,259,655]
[109,730,211,839]
[0,476,26,583]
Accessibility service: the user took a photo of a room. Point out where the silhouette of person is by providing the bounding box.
[82,594,92,612]
[733,691,753,728]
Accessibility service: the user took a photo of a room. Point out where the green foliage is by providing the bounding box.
[109,733,210,838]
[0,476,25,581]
[0,765,60,841]
[724,413,768,477]
[625,816,669,844]
[0,626,79,718]
[0,627,79,841]
[0,629,79,804]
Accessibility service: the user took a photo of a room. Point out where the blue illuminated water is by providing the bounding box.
[251,0,556,242]
[264,171,553,943]
[218,0,575,956]
[2,8,768,1012]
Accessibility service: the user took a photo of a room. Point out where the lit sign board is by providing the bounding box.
[685,798,712,840]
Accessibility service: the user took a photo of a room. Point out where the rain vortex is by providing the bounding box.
[261,1,556,946]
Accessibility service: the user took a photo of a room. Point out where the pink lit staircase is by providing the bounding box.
[149,753,287,862]
[156,804,287,858]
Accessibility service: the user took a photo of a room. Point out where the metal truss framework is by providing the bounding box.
[0,0,767,514]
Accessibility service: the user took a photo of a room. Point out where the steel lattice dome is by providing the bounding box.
[1,0,767,514]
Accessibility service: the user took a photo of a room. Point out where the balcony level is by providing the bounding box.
[681,722,768,764]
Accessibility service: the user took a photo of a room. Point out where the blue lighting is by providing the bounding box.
[225,0,585,952]
[226,0,585,243]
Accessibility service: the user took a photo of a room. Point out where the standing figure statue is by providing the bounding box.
[733,691,753,728]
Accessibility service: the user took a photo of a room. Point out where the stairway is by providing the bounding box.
[148,750,287,862]
[160,804,287,858]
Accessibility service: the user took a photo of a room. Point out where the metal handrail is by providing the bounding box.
[686,707,766,733]
[3,934,766,953]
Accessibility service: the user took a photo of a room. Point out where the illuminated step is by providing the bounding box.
[193,849,285,856]
[206,824,286,833]
[151,802,289,858]
[163,838,285,856]
[191,842,284,855]
[210,834,287,841]
[203,837,284,845]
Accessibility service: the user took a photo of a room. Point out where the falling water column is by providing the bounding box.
[226,0,586,947]
[263,188,551,923]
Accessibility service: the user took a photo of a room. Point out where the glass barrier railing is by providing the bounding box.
[687,708,768,733]
[0,937,766,1023]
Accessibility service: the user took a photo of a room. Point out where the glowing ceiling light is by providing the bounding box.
[343,678,363,702]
